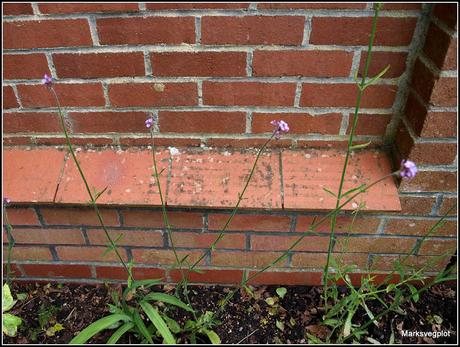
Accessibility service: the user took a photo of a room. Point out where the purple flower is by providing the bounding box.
[3,197,11,205]
[145,118,154,129]
[399,159,417,179]
[42,74,53,86]
[270,120,289,139]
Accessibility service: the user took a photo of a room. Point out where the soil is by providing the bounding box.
[3,281,457,344]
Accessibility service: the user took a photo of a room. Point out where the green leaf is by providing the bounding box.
[106,322,134,344]
[350,141,372,151]
[123,279,162,298]
[366,336,382,344]
[69,314,131,344]
[139,301,175,344]
[407,284,419,303]
[143,292,194,312]
[389,330,395,344]
[386,283,397,293]
[363,64,391,88]
[161,315,181,334]
[16,293,27,301]
[132,310,153,344]
[343,310,353,337]
[323,319,340,328]
[2,283,16,312]
[203,329,221,344]
[341,184,367,199]
[94,186,109,201]
[322,187,337,197]
[276,287,287,299]
[46,323,65,337]
[361,300,378,327]
[265,297,276,306]
[275,320,285,332]
[2,313,22,337]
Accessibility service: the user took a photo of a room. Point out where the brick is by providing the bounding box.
[168,150,282,209]
[171,232,245,249]
[3,112,62,133]
[398,195,436,215]
[300,83,397,108]
[4,148,66,203]
[346,114,392,136]
[6,246,52,261]
[68,112,149,133]
[430,77,457,107]
[4,19,92,49]
[2,264,22,278]
[404,92,427,136]
[251,235,329,252]
[132,267,165,280]
[203,82,296,106]
[109,83,197,107]
[3,86,19,109]
[5,208,40,225]
[211,251,287,268]
[169,269,244,284]
[407,142,457,165]
[55,149,170,206]
[21,264,92,278]
[95,265,129,280]
[146,3,249,9]
[399,171,457,193]
[34,137,114,146]
[371,254,450,272]
[201,16,305,45]
[208,214,291,232]
[87,229,163,247]
[119,137,202,147]
[54,53,145,78]
[433,4,457,30]
[131,249,204,265]
[296,215,381,234]
[38,3,139,13]
[246,271,323,285]
[385,219,457,237]
[159,111,246,134]
[206,138,292,148]
[121,210,203,229]
[258,3,366,9]
[3,54,51,80]
[310,17,417,46]
[151,52,247,77]
[334,237,416,253]
[3,3,34,15]
[40,207,120,226]
[3,136,32,146]
[56,246,128,262]
[252,113,342,135]
[253,50,353,77]
[97,17,195,45]
[359,51,408,78]
[382,3,422,10]
[411,59,437,103]
[17,83,105,108]
[291,252,369,268]
[414,109,457,137]
[282,150,401,211]
[423,23,457,70]
[438,196,457,216]
[10,228,85,245]
[418,239,457,256]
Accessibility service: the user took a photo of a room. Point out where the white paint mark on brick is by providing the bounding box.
[10,85,23,108]
[245,111,252,133]
[197,80,203,106]
[102,82,111,107]
[144,51,153,76]
[246,50,253,77]
[302,16,312,46]
[138,3,146,11]
[88,16,100,46]
[45,52,58,79]
[31,3,41,15]
[339,112,350,135]
[294,82,302,107]
[195,17,201,44]
[349,49,362,78]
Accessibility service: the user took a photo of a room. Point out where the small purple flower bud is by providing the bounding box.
[399,159,417,179]
[42,74,53,86]
[270,120,290,139]
[3,197,11,205]
[145,118,154,128]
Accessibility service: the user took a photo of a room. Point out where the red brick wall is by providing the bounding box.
[2,3,457,285]
[4,2,420,148]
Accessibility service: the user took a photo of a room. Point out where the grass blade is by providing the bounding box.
[143,292,194,312]
[69,314,131,344]
[140,301,176,344]
[106,322,134,344]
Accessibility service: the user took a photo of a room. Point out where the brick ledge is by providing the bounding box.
[3,147,401,212]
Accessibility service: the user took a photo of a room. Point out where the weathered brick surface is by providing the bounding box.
[4,54,51,80]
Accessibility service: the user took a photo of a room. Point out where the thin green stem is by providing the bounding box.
[323,4,381,312]
[49,87,133,283]
[3,207,15,286]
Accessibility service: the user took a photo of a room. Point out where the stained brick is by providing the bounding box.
[159,111,246,134]
[300,83,397,108]
[97,17,195,45]
[211,251,287,268]
[3,54,51,80]
[6,246,52,261]
[418,239,457,256]
[398,195,436,215]
[258,3,366,9]
[359,51,408,78]
[38,3,139,13]
[40,207,120,227]
[346,114,392,136]
[253,50,353,77]
[169,269,244,284]
[438,196,457,216]
[295,215,381,234]
[310,17,417,46]
[201,16,305,45]
[146,3,249,10]
[68,112,149,133]
[56,246,128,262]
[10,228,85,245]
[208,214,290,232]
[334,237,416,253]
[423,23,457,70]
[3,112,62,133]
[385,219,457,237]
[203,82,296,106]
[3,86,19,109]
[3,3,34,15]
[246,271,323,285]
[399,171,457,193]
[87,229,164,247]
[151,52,247,77]
[109,83,197,107]
[121,210,203,229]
[21,264,92,278]
[4,19,92,49]
[371,255,450,272]
[171,232,245,249]
[5,208,40,225]
[290,253,369,268]
[54,53,145,78]
[131,249,204,265]
[251,235,329,252]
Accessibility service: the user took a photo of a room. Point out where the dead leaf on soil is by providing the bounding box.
[306,324,331,339]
